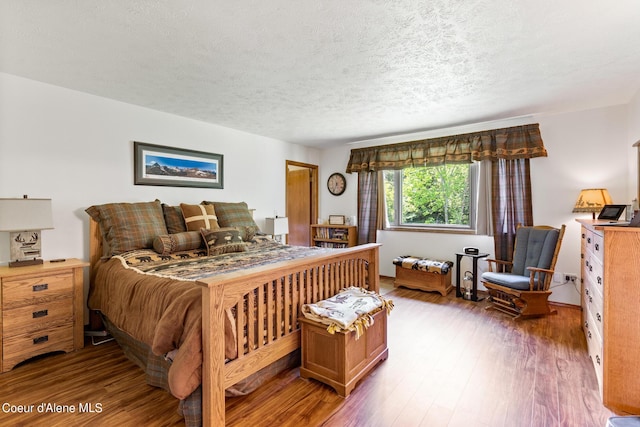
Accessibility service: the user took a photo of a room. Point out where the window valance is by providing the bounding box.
[346,123,547,173]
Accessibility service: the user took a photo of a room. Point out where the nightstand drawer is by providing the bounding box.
[2,271,73,309]
[2,323,74,372]
[3,298,74,337]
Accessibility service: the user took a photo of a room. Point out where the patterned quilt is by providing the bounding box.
[118,235,328,280]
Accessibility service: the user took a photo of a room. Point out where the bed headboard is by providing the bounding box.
[89,217,104,273]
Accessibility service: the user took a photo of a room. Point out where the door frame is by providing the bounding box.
[286,160,318,245]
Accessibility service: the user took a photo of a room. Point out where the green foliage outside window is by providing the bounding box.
[384,164,471,227]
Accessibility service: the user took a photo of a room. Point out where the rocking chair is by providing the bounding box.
[481,224,565,319]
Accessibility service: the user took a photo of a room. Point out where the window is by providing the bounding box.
[383,163,477,230]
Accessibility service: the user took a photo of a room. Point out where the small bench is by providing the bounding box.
[393,255,453,296]
[299,287,393,397]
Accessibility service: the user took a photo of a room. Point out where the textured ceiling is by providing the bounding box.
[2,1,640,147]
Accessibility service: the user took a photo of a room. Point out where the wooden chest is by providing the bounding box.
[299,309,388,397]
[394,265,452,296]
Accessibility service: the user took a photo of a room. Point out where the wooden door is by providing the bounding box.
[286,161,318,246]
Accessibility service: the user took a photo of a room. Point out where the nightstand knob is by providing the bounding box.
[32,309,48,319]
[32,283,48,292]
[33,335,49,345]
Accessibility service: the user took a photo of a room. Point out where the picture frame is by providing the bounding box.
[328,215,346,225]
[134,141,223,189]
[597,204,627,220]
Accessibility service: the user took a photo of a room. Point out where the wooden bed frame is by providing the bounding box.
[89,219,380,426]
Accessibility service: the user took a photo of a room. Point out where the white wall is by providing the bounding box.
[0,73,319,267]
[2,71,638,308]
[319,104,634,306]
[627,89,640,202]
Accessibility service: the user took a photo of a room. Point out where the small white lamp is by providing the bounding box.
[264,217,289,243]
[0,196,54,267]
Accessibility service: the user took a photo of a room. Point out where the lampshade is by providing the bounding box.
[0,198,54,231]
[572,189,612,218]
[264,217,289,236]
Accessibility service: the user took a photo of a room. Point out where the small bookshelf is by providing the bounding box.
[310,224,357,248]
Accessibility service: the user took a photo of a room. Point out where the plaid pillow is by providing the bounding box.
[162,203,187,234]
[85,201,167,255]
[203,201,259,241]
[153,231,203,255]
[200,227,247,256]
[180,203,220,231]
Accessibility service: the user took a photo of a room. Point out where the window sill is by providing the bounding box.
[383,226,476,235]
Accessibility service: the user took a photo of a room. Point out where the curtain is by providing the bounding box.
[491,158,533,265]
[346,123,546,173]
[475,160,493,235]
[357,171,379,244]
[349,124,541,245]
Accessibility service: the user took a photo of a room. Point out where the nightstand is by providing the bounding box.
[0,258,89,372]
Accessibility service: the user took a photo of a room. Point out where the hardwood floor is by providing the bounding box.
[0,278,614,426]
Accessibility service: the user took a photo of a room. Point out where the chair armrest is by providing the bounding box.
[486,258,512,273]
[526,267,555,290]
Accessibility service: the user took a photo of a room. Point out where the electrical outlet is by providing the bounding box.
[565,274,577,284]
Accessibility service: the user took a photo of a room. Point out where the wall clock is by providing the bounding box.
[327,172,346,196]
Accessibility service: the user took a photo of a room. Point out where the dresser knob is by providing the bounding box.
[597,276,602,285]
[596,355,601,365]
[597,313,602,322]
[595,243,600,251]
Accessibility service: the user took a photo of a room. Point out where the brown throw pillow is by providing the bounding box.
[162,203,187,234]
[200,227,246,256]
[85,200,168,255]
[180,203,220,231]
[201,201,259,241]
[153,231,203,255]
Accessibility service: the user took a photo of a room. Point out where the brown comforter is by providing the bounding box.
[88,237,325,399]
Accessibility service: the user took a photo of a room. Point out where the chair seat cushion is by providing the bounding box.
[481,272,532,291]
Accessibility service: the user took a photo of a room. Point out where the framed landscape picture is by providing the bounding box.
[134,141,223,189]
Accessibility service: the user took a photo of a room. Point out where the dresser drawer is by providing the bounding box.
[592,232,604,263]
[585,281,604,340]
[2,271,73,309]
[585,251,604,295]
[2,323,74,372]
[3,297,73,338]
[585,309,604,397]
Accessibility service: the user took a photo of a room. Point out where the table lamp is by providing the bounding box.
[572,188,612,219]
[0,196,54,267]
[264,217,289,243]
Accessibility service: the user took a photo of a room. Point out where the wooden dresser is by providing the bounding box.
[0,259,88,372]
[578,219,640,414]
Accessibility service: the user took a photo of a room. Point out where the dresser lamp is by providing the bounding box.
[264,217,289,243]
[0,196,54,267]
[572,188,612,219]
